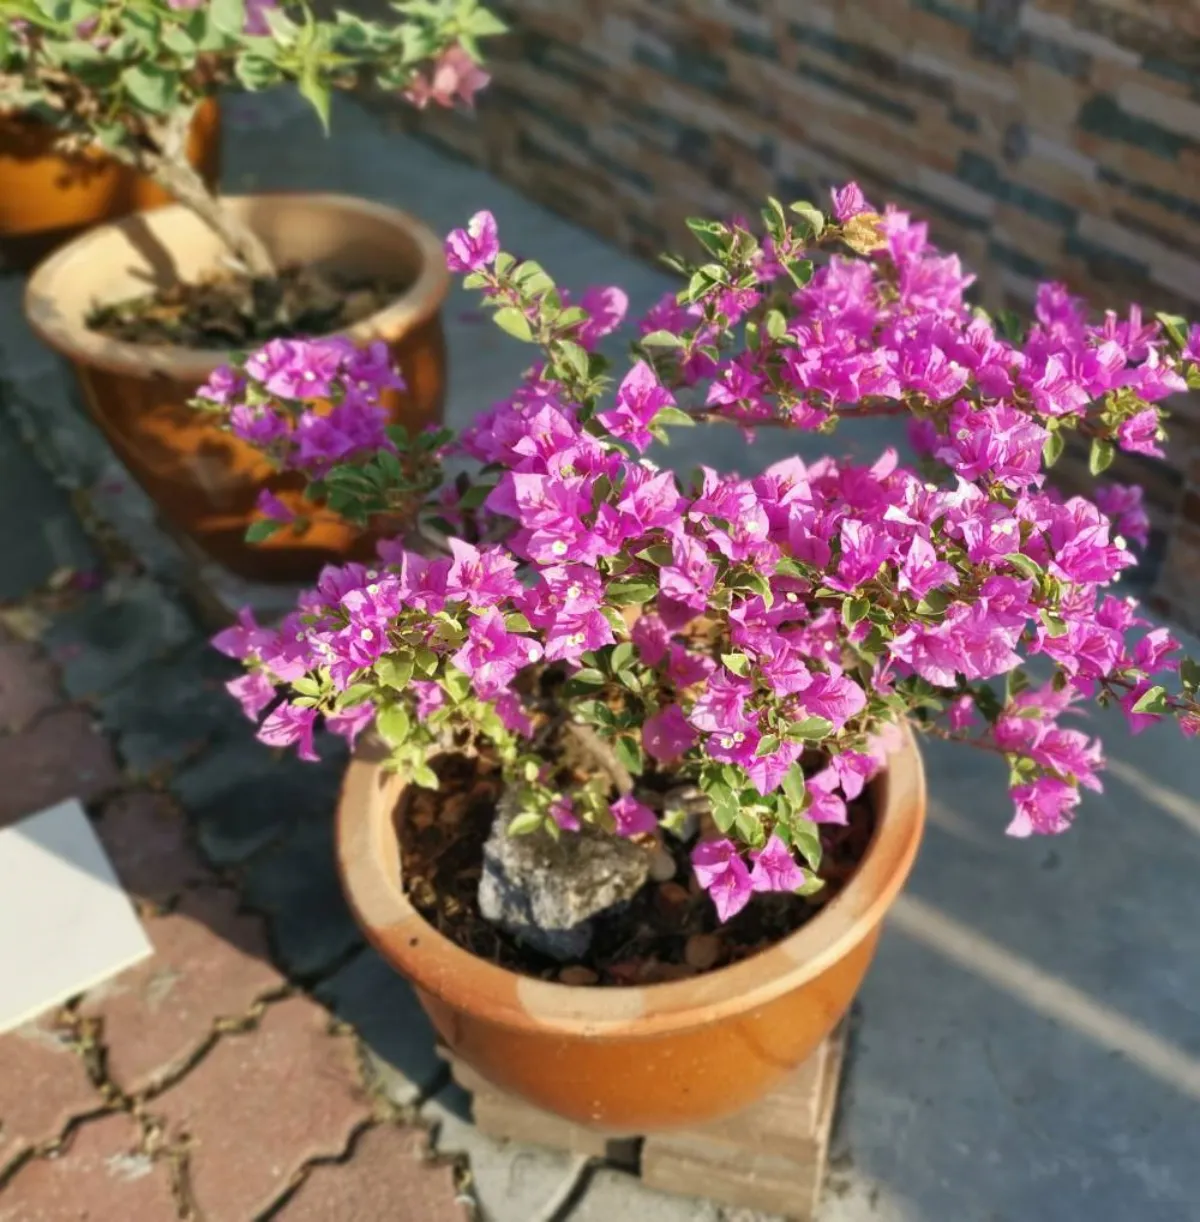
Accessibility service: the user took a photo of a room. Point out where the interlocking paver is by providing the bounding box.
[275,1124,468,1222]
[243,812,363,979]
[0,706,121,829]
[0,639,57,733]
[0,1112,176,1222]
[79,886,282,1096]
[94,790,210,905]
[0,1017,101,1171]
[152,995,371,1221]
[316,947,443,1106]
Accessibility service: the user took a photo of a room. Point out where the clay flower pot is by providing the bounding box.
[0,101,220,272]
[24,194,449,583]
[336,728,926,1133]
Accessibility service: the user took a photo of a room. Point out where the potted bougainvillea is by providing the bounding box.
[9,0,502,580]
[211,187,1200,1132]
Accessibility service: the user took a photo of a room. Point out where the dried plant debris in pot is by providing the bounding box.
[397,752,877,987]
[86,264,407,349]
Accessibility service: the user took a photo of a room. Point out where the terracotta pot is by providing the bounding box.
[336,728,926,1133]
[24,194,449,583]
[0,101,221,272]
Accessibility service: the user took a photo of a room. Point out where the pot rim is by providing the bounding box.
[23,192,448,381]
[336,724,926,1039]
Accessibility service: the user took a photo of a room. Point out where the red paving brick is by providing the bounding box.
[79,886,283,1096]
[153,995,372,1221]
[275,1125,468,1222]
[0,706,121,829]
[0,1112,177,1222]
[93,791,211,905]
[0,1018,101,1171]
[0,640,58,734]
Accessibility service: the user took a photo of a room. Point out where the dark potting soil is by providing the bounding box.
[86,264,406,349]
[397,753,876,987]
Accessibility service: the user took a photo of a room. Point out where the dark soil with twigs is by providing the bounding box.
[86,263,406,348]
[397,752,876,987]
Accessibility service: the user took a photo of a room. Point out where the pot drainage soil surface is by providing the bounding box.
[86,264,406,349]
[398,752,876,988]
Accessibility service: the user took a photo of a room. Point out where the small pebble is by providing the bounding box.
[656,882,690,915]
[559,965,599,986]
[684,933,722,970]
[648,847,677,882]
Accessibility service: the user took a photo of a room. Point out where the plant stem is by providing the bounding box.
[122,105,278,281]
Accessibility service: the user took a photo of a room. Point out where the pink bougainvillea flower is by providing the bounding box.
[549,797,581,832]
[596,361,674,452]
[1006,776,1079,837]
[257,703,318,762]
[226,673,276,721]
[692,838,753,922]
[445,210,500,273]
[749,835,806,893]
[642,704,697,762]
[831,182,870,222]
[610,795,657,838]
[406,44,491,110]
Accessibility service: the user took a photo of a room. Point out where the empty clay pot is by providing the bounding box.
[336,727,926,1133]
[0,101,220,272]
[24,194,449,583]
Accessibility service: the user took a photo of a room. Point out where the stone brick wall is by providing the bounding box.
[372,0,1200,630]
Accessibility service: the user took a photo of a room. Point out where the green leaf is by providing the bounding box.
[121,64,177,114]
[402,759,434,789]
[504,612,532,634]
[492,307,534,342]
[376,654,414,690]
[1089,438,1115,475]
[790,716,833,741]
[245,519,282,543]
[788,200,825,239]
[1039,610,1069,638]
[569,668,606,687]
[781,762,806,807]
[337,682,375,709]
[640,329,684,348]
[210,0,246,34]
[1005,553,1042,580]
[507,811,545,836]
[842,597,869,627]
[607,578,657,605]
[721,652,751,677]
[614,735,644,776]
[652,405,695,428]
[756,734,780,757]
[610,641,637,674]
[376,705,411,747]
[795,875,826,897]
[1156,311,1188,348]
[1131,685,1169,715]
[299,66,332,133]
[1180,658,1200,692]
[556,339,589,381]
[1042,431,1065,467]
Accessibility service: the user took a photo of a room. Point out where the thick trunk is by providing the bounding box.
[127,106,278,281]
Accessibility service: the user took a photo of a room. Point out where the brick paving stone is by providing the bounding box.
[153,995,372,1222]
[96,637,241,774]
[274,1124,468,1222]
[0,1112,177,1222]
[79,886,282,1096]
[423,1092,584,1222]
[0,413,98,603]
[0,706,121,829]
[316,947,443,1106]
[243,813,363,979]
[0,1018,101,1171]
[94,791,211,905]
[0,640,58,733]
[173,736,345,867]
[45,579,192,701]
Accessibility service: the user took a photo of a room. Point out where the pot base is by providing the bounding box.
[440,1023,846,1220]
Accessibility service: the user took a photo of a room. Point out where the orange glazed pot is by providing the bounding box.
[0,101,220,272]
[24,194,449,583]
[337,728,926,1133]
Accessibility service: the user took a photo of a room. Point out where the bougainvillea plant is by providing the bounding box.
[207,186,1200,924]
[0,0,502,277]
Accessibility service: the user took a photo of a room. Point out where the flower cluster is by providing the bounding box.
[214,188,1200,923]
